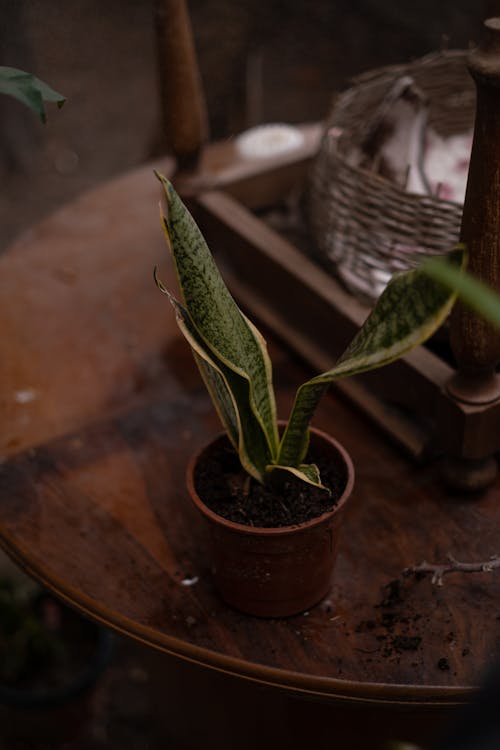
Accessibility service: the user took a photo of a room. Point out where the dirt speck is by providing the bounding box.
[438,657,450,671]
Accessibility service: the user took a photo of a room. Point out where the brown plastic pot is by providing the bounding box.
[186,425,354,617]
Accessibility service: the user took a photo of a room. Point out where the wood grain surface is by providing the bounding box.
[0,160,499,707]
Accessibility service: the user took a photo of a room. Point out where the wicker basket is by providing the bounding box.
[306,51,475,304]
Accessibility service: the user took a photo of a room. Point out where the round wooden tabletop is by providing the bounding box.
[0,158,498,708]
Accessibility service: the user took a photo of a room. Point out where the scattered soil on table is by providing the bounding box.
[438,657,451,671]
[355,577,426,659]
[355,575,473,671]
[194,440,346,528]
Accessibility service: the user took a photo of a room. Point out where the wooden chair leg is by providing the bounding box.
[153,0,209,171]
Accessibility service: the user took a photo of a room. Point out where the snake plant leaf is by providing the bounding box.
[154,271,240,449]
[154,271,271,481]
[0,66,65,122]
[266,462,328,492]
[278,247,466,467]
[190,347,238,449]
[423,256,500,329]
[155,172,279,459]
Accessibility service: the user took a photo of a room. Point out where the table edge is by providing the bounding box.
[0,531,476,707]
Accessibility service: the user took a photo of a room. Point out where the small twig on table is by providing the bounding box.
[406,555,500,586]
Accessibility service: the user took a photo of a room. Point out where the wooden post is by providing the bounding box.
[154,0,209,171]
[448,18,500,405]
[443,17,500,490]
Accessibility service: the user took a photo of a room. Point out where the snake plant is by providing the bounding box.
[155,173,465,492]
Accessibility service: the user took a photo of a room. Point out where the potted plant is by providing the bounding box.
[154,172,464,618]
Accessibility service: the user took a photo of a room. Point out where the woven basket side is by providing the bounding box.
[306,51,474,302]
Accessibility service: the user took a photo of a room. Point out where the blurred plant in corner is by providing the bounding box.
[0,578,64,684]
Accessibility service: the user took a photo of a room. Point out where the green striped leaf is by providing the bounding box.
[278,247,466,467]
[192,349,239,450]
[265,462,328,492]
[154,269,238,447]
[154,271,271,481]
[156,173,279,460]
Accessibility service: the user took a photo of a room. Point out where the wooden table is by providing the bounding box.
[1,157,499,750]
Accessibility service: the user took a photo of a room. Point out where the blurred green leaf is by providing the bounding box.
[0,66,65,122]
[423,256,500,329]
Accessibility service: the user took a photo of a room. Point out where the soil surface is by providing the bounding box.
[194,439,346,527]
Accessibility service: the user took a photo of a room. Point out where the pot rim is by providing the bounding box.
[186,423,354,537]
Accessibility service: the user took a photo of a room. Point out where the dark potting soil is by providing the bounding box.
[194,442,346,528]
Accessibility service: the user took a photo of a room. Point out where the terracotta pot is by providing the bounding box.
[187,425,354,617]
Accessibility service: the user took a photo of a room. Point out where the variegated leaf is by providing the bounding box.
[278,247,466,467]
[265,462,328,492]
[155,271,271,481]
[192,349,239,450]
[156,172,279,459]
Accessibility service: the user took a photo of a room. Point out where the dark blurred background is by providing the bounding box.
[0,1,490,748]
[0,0,485,253]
